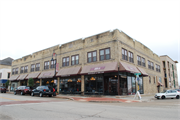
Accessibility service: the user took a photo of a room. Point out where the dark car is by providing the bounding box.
[14,86,33,95]
[31,86,53,97]
[0,86,6,93]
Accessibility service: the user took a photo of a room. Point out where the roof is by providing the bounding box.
[0,57,14,66]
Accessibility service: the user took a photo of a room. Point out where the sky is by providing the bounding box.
[0,0,180,85]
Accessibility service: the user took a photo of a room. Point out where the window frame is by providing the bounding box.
[148,60,151,69]
[151,62,154,70]
[44,61,49,70]
[87,50,97,63]
[20,66,24,73]
[62,57,69,67]
[128,51,134,63]
[24,66,28,73]
[99,48,111,61]
[142,57,145,67]
[137,55,141,65]
[31,64,35,72]
[51,59,56,68]
[15,68,18,74]
[122,48,128,61]
[36,63,40,71]
[71,55,79,66]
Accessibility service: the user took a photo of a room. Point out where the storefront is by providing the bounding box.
[17,74,28,86]
[56,66,82,94]
[9,75,20,91]
[26,72,41,88]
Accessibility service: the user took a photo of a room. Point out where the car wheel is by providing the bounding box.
[4,91,6,93]
[39,92,43,97]
[21,91,24,95]
[14,92,16,95]
[161,96,165,99]
[31,92,34,96]
[157,97,160,99]
[49,94,52,97]
[176,95,179,99]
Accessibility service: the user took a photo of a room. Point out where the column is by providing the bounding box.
[57,77,60,94]
[81,75,84,95]
[40,79,42,86]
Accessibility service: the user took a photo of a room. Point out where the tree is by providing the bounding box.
[28,78,34,87]
[5,80,9,88]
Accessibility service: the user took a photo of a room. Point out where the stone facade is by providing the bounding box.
[11,29,166,94]
[160,55,179,89]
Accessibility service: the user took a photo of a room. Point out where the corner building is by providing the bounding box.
[9,29,165,95]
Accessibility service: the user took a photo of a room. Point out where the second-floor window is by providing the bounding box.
[12,68,15,75]
[31,64,35,72]
[24,66,28,73]
[71,55,79,65]
[51,59,56,68]
[128,52,133,63]
[100,48,110,61]
[148,61,151,69]
[63,57,69,67]
[156,64,161,72]
[87,51,97,63]
[122,48,127,61]
[20,66,24,73]
[151,62,154,70]
[36,63,40,71]
[137,56,141,65]
[142,57,145,67]
[44,61,49,70]
[15,68,18,74]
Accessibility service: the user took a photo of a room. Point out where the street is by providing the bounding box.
[0,93,180,120]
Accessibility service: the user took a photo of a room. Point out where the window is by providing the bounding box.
[128,52,134,63]
[7,72,10,78]
[149,76,151,84]
[62,57,69,67]
[137,56,141,65]
[151,62,154,70]
[12,68,15,75]
[142,57,145,67]
[156,64,161,72]
[15,68,18,74]
[100,48,110,61]
[0,73,2,78]
[44,61,49,70]
[51,59,56,68]
[154,77,156,84]
[31,64,35,72]
[148,61,151,69]
[20,66,24,73]
[87,51,97,63]
[122,48,127,60]
[24,66,28,73]
[36,63,40,71]
[71,55,79,65]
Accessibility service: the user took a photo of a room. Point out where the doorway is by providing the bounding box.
[104,76,118,95]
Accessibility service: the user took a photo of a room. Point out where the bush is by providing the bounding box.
[28,78,34,87]
[5,80,9,88]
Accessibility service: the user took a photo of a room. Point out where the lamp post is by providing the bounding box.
[51,50,57,76]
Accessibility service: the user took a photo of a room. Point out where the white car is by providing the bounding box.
[154,90,180,99]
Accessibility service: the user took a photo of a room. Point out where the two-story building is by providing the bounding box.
[9,29,165,95]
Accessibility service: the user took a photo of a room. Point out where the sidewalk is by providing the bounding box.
[55,94,155,103]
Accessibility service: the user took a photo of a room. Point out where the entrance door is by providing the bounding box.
[120,76,127,95]
[104,76,118,95]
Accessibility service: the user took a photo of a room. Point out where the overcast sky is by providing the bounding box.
[0,0,180,85]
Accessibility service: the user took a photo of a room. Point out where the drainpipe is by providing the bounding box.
[118,66,120,95]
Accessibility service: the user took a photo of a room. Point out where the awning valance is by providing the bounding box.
[80,62,118,75]
[17,74,28,80]
[9,75,19,81]
[38,70,55,79]
[137,67,148,76]
[119,62,140,73]
[56,66,81,77]
[26,72,41,79]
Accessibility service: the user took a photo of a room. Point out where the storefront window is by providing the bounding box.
[127,76,132,95]
[85,75,103,94]
[10,82,18,91]
[132,77,136,94]
[59,77,81,94]
[42,79,57,90]
[138,77,143,94]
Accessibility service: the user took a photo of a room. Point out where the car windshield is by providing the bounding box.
[161,90,167,93]
[25,87,30,89]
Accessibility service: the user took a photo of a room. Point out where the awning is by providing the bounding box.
[17,74,28,80]
[56,66,81,77]
[0,79,8,83]
[80,62,118,75]
[38,70,55,79]
[26,72,41,79]
[137,67,148,76]
[9,75,19,81]
[119,61,140,73]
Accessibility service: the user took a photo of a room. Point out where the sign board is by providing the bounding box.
[56,63,59,72]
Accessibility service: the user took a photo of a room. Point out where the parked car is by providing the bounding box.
[31,86,54,97]
[0,86,6,93]
[175,89,180,92]
[14,86,33,95]
[154,90,180,99]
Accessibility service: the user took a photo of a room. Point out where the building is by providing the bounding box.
[160,55,179,89]
[0,57,13,86]
[9,29,164,95]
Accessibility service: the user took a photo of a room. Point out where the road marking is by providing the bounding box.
[0,96,20,101]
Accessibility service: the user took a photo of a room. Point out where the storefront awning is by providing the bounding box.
[56,66,81,77]
[119,62,140,73]
[80,62,118,75]
[9,75,20,81]
[26,72,41,79]
[38,70,55,79]
[17,74,28,80]
[137,67,148,76]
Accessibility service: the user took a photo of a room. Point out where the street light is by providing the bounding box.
[51,50,56,76]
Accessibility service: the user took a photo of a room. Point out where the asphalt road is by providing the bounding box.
[0,93,180,120]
